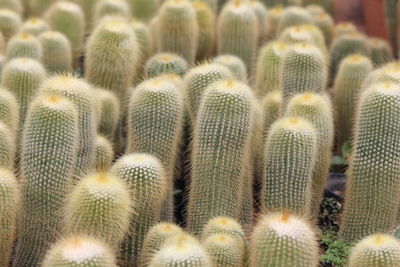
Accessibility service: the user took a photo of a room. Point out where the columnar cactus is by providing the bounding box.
[127,78,184,221]
[0,0,22,14]
[42,236,118,267]
[45,1,85,65]
[262,117,317,216]
[368,38,394,67]
[64,172,132,247]
[131,20,153,73]
[266,6,283,39]
[280,43,327,107]
[249,0,268,45]
[111,153,167,266]
[139,223,183,267]
[250,212,319,267]
[0,122,14,169]
[14,94,78,267]
[129,0,160,22]
[0,168,20,267]
[333,54,373,151]
[86,18,138,102]
[187,79,256,236]
[261,90,282,139]
[19,18,49,36]
[6,34,42,61]
[285,93,334,218]
[193,1,215,61]
[217,0,258,70]
[157,0,198,65]
[94,88,120,141]
[93,135,114,171]
[0,9,21,42]
[349,234,400,267]
[145,53,189,78]
[202,217,245,241]
[213,55,247,81]
[203,234,244,267]
[38,31,72,74]
[72,0,97,30]
[39,75,96,178]
[279,26,316,47]
[94,0,131,23]
[276,6,314,35]
[0,88,19,134]
[314,13,334,45]
[339,82,400,243]
[255,41,287,96]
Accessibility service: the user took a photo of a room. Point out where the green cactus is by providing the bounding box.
[19,18,50,36]
[217,0,258,70]
[0,0,22,14]
[333,54,373,152]
[93,135,114,171]
[0,122,14,169]
[72,0,98,31]
[131,20,153,75]
[129,0,160,22]
[193,1,215,61]
[38,31,72,74]
[266,6,283,40]
[262,117,317,216]
[42,236,118,267]
[139,223,183,267]
[279,26,316,46]
[277,6,314,35]
[261,90,282,140]
[255,41,287,96]
[313,13,334,46]
[94,88,120,141]
[94,0,131,23]
[213,55,247,81]
[64,172,132,247]
[202,217,245,241]
[394,225,400,239]
[13,94,78,267]
[149,233,212,267]
[203,233,244,267]
[6,34,42,61]
[281,43,328,107]
[39,75,96,178]
[0,9,21,42]
[285,93,334,219]
[339,82,400,243]
[305,5,325,16]
[86,18,139,102]
[334,22,358,38]
[304,0,333,14]
[157,0,198,65]
[384,0,399,56]
[111,153,167,266]
[30,0,58,15]
[0,88,19,134]
[187,79,256,236]
[368,38,394,67]
[45,1,85,65]
[250,212,319,267]
[145,53,188,78]
[349,234,400,267]
[1,58,46,130]
[249,0,269,45]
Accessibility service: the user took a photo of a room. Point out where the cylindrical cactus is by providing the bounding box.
[0,87,19,134]
[145,53,189,78]
[262,117,317,216]
[13,94,78,267]
[304,0,333,14]
[6,33,42,61]
[0,0,22,14]
[314,13,334,46]
[261,90,282,140]
[42,236,118,267]
[202,217,245,243]
[368,37,394,67]
[19,18,50,36]
[38,31,72,74]
[93,135,114,171]
[131,20,153,75]
[349,234,400,267]
[187,79,256,236]
[94,0,131,23]
[250,212,319,267]
[249,0,269,46]
[203,233,244,267]
[213,55,247,81]
[111,153,167,266]
[384,0,399,56]
[0,9,21,42]
[276,6,314,35]
[0,121,14,169]
[217,0,258,70]
[157,0,198,65]
[193,1,215,61]
[0,168,20,267]
[94,88,120,142]
[30,0,57,16]
[129,0,160,22]
[306,5,325,16]
[334,22,358,37]
[266,6,283,39]
[279,26,316,46]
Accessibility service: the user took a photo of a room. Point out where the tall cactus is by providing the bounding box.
[213,55,247,81]
[339,82,400,243]
[250,0,269,46]
[0,121,14,169]
[277,6,314,34]
[94,88,120,142]
[13,94,78,267]
[187,79,256,236]
[314,13,334,46]
[38,31,72,74]
[131,20,153,74]
[0,88,19,134]
[145,53,189,78]
[93,135,114,171]
[261,90,282,140]
[129,0,160,22]
[193,1,215,61]
[368,37,394,67]
[203,233,244,267]
[6,33,42,61]
[19,18,50,36]
[0,9,21,42]
[266,6,283,39]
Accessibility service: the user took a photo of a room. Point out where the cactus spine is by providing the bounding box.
[145,53,189,78]
[193,1,215,61]
[250,212,319,267]
[213,55,247,81]
[94,0,131,23]
[93,135,114,171]
[203,234,244,267]
[6,34,42,61]
[0,88,19,134]
[129,0,160,22]
[111,153,167,266]
[14,94,78,267]
[0,9,21,42]
[19,18,49,36]
[202,217,246,245]
[187,79,256,236]
[38,31,72,74]
[94,88,120,142]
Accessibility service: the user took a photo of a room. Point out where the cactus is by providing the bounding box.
[304,0,333,14]
[111,153,167,266]
[384,0,399,56]
[39,31,72,74]
[349,234,400,267]
[86,18,138,102]
[94,88,120,141]
[305,5,325,16]
[0,0,22,14]
[45,1,85,65]
[184,63,232,120]
[266,6,283,39]
[131,20,153,74]
[313,13,334,46]
[217,0,258,70]
[285,93,334,219]
[149,233,212,267]
[13,94,78,267]
[333,54,373,152]
[129,0,160,22]
[203,234,244,267]
[202,217,245,241]
[64,172,132,247]
[339,82,400,243]
[250,212,319,267]
[261,90,282,139]
[42,236,118,267]
[39,75,96,178]
[279,26,316,46]
[19,18,50,36]
[93,135,114,171]
[193,1,215,61]
[187,79,256,236]
[139,223,183,267]
[368,38,394,67]
[127,78,184,221]
[145,53,189,78]
[277,6,314,35]
[334,22,358,37]
[1,58,46,130]
[262,117,317,216]
[280,43,327,107]
[255,41,287,96]
[94,0,131,23]
[213,55,246,81]
[0,122,14,169]
[0,88,18,134]
[72,0,97,30]
[0,9,21,42]
[249,0,268,46]
[6,34,42,61]
[157,0,198,65]
[30,0,57,15]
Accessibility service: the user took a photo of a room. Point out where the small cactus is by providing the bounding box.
[203,234,245,267]
[93,135,114,171]
[94,88,120,141]
[94,0,131,23]
[193,1,215,61]
[19,17,49,36]
[213,55,247,81]
[0,87,19,134]
[0,9,21,42]
[6,33,42,61]
[276,6,314,35]
[38,31,72,74]
[368,37,394,67]
[145,53,189,78]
